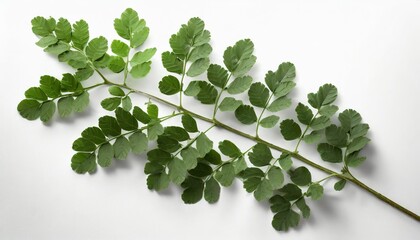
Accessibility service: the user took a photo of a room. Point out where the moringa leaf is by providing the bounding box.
[248,82,270,108]
[280,119,301,141]
[235,105,257,125]
[218,97,242,112]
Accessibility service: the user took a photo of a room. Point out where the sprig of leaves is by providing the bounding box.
[18,7,419,236]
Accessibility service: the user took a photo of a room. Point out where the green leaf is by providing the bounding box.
[122,96,132,111]
[254,179,273,201]
[295,103,313,125]
[260,115,280,128]
[339,109,362,132]
[59,51,88,69]
[147,122,163,140]
[181,114,198,133]
[181,147,200,170]
[157,135,181,153]
[147,172,170,191]
[196,133,213,157]
[159,75,181,95]
[279,183,302,201]
[115,107,138,131]
[130,27,149,48]
[144,162,164,175]
[184,81,201,96]
[243,177,262,192]
[98,116,121,137]
[129,132,148,154]
[94,54,111,69]
[72,137,96,152]
[147,149,172,165]
[188,163,213,178]
[162,51,183,74]
[280,119,301,141]
[307,183,324,200]
[44,42,70,55]
[334,179,347,191]
[60,73,79,92]
[57,96,74,118]
[233,157,248,174]
[181,177,204,204]
[248,143,272,166]
[295,197,310,218]
[290,167,312,186]
[267,167,284,189]
[350,123,370,139]
[346,152,366,168]
[36,35,58,48]
[267,97,292,112]
[147,103,159,118]
[310,116,331,131]
[271,209,300,231]
[74,67,94,81]
[130,62,151,78]
[233,56,257,78]
[235,105,257,125]
[265,62,296,92]
[164,126,190,141]
[72,20,89,49]
[71,152,96,174]
[108,56,125,73]
[189,43,212,63]
[279,154,293,171]
[207,64,228,88]
[203,149,222,165]
[85,36,108,61]
[239,167,265,179]
[196,81,218,104]
[25,87,47,101]
[108,86,125,97]
[187,58,210,77]
[273,82,296,98]
[133,106,151,124]
[81,127,106,144]
[98,143,113,167]
[325,125,348,148]
[223,39,255,76]
[218,97,242,112]
[114,8,144,40]
[308,84,338,109]
[131,48,157,65]
[302,131,322,144]
[347,137,370,154]
[227,76,253,94]
[194,29,211,47]
[55,18,72,42]
[214,163,235,187]
[319,105,339,118]
[218,140,241,158]
[168,158,187,185]
[101,97,121,111]
[110,40,129,57]
[31,16,55,36]
[73,92,89,113]
[317,143,342,163]
[248,82,270,108]
[39,101,56,122]
[40,75,61,98]
[270,195,291,213]
[113,136,131,160]
[204,177,220,203]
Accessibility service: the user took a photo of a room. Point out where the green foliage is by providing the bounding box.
[21,9,382,234]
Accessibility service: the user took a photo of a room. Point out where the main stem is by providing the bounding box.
[85,74,420,222]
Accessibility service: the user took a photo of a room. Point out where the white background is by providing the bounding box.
[1,0,419,239]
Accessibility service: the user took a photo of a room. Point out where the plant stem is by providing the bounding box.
[256,92,274,138]
[294,112,318,153]
[212,74,232,119]
[91,71,419,222]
